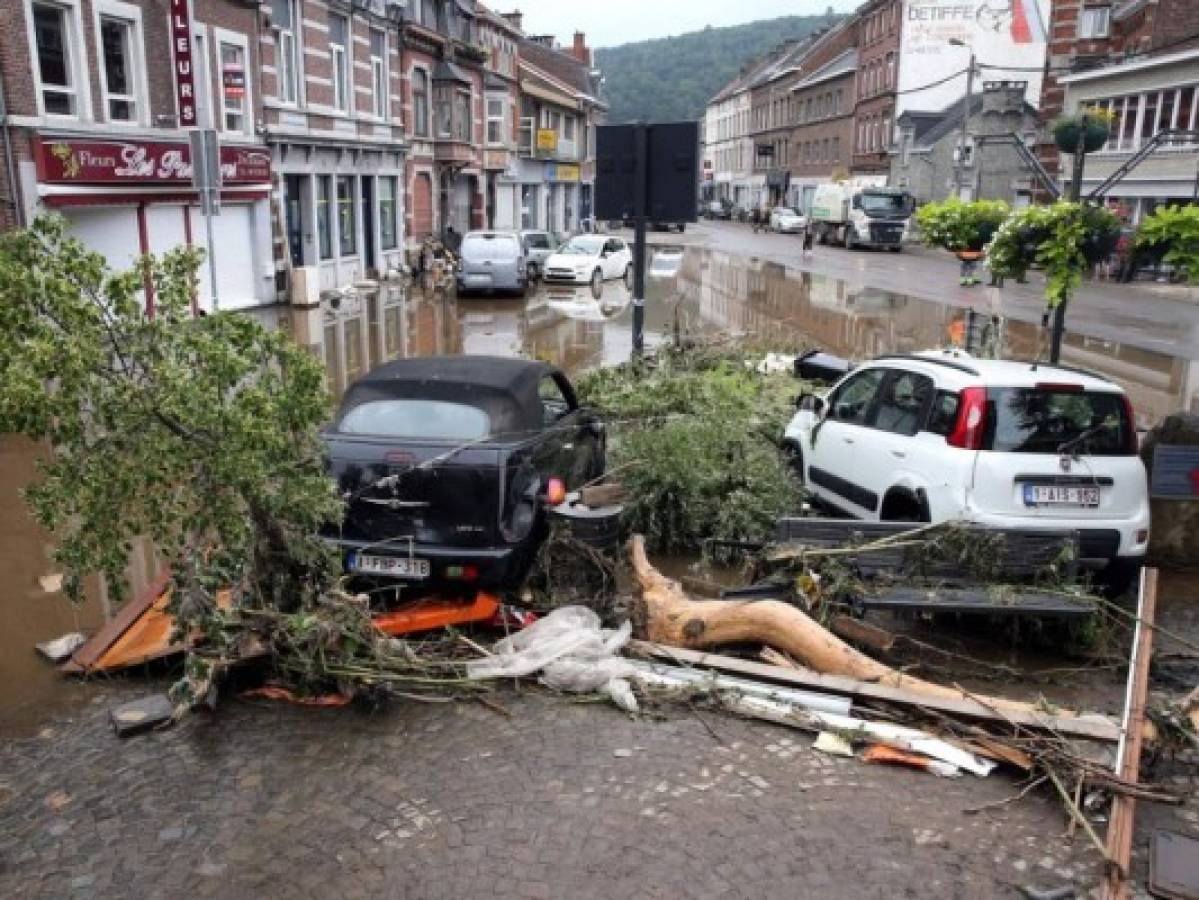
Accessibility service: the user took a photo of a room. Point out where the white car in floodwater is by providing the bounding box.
[543,236,632,291]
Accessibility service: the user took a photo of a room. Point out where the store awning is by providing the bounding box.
[519,79,577,109]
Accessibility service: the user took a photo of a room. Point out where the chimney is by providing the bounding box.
[572,31,591,66]
[981,80,1027,116]
[501,11,523,32]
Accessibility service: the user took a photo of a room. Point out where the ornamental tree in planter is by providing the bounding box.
[914,199,1010,252]
[987,202,1122,361]
[1135,204,1199,284]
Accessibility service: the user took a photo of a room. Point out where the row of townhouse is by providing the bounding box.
[0,0,606,314]
[703,0,1199,214]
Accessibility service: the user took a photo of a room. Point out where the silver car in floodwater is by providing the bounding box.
[520,230,555,280]
[456,231,528,296]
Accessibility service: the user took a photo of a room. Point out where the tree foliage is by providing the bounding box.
[914,199,1010,253]
[987,202,1121,306]
[0,215,342,633]
[575,348,803,556]
[1136,204,1199,283]
[594,15,840,124]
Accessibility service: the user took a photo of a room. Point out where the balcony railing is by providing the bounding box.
[518,117,582,161]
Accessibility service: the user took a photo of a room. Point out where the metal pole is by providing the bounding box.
[955,52,974,198]
[1052,121,1088,364]
[204,187,219,312]
[631,122,648,356]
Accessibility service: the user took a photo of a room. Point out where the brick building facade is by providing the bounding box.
[851,0,901,179]
[2,0,275,311]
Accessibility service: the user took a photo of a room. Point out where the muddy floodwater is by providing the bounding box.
[4,244,1198,734]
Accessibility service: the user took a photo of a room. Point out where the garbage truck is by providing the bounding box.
[809,183,914,252]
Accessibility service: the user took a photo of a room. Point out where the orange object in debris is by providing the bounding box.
[61,570,231,675]
[862,743,956,776]
[955,250,984,261]
[372,591,500,637]
[241,686,353,707]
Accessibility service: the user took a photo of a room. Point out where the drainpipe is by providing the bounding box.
[0,64,26,228]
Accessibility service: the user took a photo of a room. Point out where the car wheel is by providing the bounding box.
[623,264,632,287]
[1098,558,1142,599]
[843,228,854,250]
[880,491,928,523]
[590,268,603,293]
[888,246,902,254]
[527,262,539,281]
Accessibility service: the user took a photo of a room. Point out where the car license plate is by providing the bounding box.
[1022,485,1101,507]
[466,274,492,286]
[349,553,430,579]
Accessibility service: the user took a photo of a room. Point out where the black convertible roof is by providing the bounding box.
[341,356,565,437]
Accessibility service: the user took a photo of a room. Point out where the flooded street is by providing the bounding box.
[4,241,1197,734]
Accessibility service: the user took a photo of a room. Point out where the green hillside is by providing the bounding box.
[594,13,843,125]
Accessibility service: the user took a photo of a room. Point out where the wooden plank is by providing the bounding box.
[1101,568,1158,900]
[627,639,1121,743]
[60,569,172,674]
[830,615,897,653]
[854,586,1096,619]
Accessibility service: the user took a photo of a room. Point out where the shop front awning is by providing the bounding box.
[519,79,578,109]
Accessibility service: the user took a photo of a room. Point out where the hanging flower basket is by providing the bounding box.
[1053,116,1110,154]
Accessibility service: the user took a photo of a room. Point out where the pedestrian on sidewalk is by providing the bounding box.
[956,249,984,286]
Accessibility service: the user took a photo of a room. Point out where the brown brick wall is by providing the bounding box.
[851,0,901,172]
[790,71,856,178]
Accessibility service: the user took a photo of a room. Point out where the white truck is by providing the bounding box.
[809,183,914,252]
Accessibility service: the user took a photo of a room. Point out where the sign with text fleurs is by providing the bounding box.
[36,139,271,186]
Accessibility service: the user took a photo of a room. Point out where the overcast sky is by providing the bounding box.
[507,1,856,49]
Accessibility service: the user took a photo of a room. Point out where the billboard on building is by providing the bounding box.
[896,0,1050,117]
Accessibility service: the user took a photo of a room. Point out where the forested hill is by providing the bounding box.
[594,14,843,125]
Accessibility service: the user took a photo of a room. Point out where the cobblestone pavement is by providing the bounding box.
[7,680,1180,900]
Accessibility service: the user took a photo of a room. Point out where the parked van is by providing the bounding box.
[456,232,528,297]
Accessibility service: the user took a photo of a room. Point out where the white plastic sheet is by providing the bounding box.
[466,606,640,711]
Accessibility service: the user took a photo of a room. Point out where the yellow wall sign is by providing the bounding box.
[555,165,580,182]
[536,129,558,152]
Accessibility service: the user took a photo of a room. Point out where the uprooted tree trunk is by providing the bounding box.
[628,535,1085,719]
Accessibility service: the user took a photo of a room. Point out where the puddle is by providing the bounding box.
[4,244,1197,733]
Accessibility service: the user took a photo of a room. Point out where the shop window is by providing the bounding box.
[337,176,357,256]
[1078,6,1111,39]
[317,176,333,260]
[218,36,248,134]
[271,0,300,105]
[32,1,82,116]
[329,14,349,112]
[370,29,387,119]
[379,176,398,250]
[413,68,430,136]
[98,6,142,123]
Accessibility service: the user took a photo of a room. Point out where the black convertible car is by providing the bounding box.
[322,356,606,589]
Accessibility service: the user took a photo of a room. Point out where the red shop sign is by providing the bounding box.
[37,138,271,186]
[170,0,196,126]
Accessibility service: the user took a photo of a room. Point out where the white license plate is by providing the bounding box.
[349,553,430,579]
[466,274,492,286]
[1022,485,1101,507]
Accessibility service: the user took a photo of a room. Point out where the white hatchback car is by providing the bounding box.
[783,350,1150,592]
[543,235,632,291]
[769,207,807,233]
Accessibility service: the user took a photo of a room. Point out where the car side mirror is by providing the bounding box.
[797,393,825,415]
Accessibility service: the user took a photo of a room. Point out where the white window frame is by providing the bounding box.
[273,0,302,107]
[369,28,388,120]
[26,0,92,120]
[485,93,505,146]
[1078,6,1111,39]
[329,13,350,113]
[213,27,252,136]
[93,0,148,126]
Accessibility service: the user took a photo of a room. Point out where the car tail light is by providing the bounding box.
[546,477,567,506]
[445,565,479,581]
[947,387,987,450]
[1120,395,1139,454]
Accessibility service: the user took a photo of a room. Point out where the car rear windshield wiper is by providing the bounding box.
[1057,417,1116,457]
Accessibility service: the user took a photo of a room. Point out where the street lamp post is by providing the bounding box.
[949,39,975,200]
